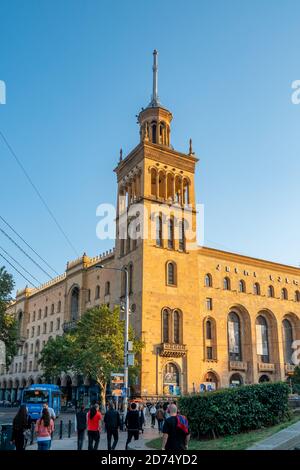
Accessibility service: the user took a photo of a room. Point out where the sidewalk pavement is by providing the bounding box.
[248,420,300,450]
[26,425,160,451]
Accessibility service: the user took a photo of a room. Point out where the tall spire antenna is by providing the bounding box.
[149,49,160,107]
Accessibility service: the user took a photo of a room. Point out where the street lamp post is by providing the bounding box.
[95,264,129,411]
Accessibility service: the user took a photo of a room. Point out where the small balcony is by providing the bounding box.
[159,343,187,357]
[229,361,248,371]
[62,320,77,333]
[285,364,296,375]
[258,362,275,372]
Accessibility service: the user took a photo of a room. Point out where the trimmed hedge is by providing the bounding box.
[178,382,290,439]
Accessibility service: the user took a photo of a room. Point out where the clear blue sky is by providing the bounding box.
[1,0,300,293]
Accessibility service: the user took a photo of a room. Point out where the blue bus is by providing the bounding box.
[21,384,61,420]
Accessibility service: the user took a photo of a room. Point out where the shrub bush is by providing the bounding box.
[178,382,290,439]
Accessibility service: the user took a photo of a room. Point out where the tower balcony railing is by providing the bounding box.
[258,362,275,372]
[62,320,77,333]
[229,360,248,371]
[159,342,186,357]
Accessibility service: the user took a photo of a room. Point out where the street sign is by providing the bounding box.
[128,353,135,366]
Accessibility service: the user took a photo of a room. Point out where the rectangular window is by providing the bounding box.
[37,326,40,336]
[30,344,33,354]
[43,323,47,334]
[56,318,60,330]
[33,311,36,322]
[38,309,41,320]
[50,321,53,333]
[206,298,213,310]
[31,327,35,338]
[27,329,29,339]
[29,361,32,371]
[206,347,213,360]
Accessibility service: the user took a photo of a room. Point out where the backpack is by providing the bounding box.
[176,414,189,435]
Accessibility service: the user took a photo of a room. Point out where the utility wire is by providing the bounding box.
[0,215,59,276]
[0,252,38,289]
[0,245,42,285]
[0,129,79,257]
[0,226,53,279]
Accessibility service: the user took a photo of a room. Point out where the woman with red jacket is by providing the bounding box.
[87,404,102,450]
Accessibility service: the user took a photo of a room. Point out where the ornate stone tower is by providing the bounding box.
[114,51,201,397]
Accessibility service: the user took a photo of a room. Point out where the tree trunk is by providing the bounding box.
[98,379,107,410]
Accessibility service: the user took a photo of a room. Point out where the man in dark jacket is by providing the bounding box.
[104,402,121,451]
[75,405,87,450]
[125,402,140,450]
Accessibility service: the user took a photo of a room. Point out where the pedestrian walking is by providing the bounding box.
[10,405,32,451]
[104,402,121,451]
[156,405,164,434]
[75,404,87,450]
[87,404,102,451]
[35,408,54,451]
[150,403,157,428]
[42,402,56,420]
[138,404,145,433]
[125,402,140,450]
[161,404,190,451]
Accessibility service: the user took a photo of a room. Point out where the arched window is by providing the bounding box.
[228,312,242,361]
[155,214,163,247]
[179,219,185,251]
[86,290,91,303]
[259,374,270,383]
[229,373,243,387]
[129,264,133,294]
[183,179,189,205]
[158,171,165,199]
[205,274,212,287]
[175,176,181,204]
[44,307,48,318]
[151,122,157,144]
[167,262,176,286]
[173,310,180,344]
[17,311,23,336]
[206,320,212,340]
[167,218,174,249]
[151,169,157,197]
[253,283,261,295]
[162,309,170,343]
[57,300,61,313]
[163,363,180,394]
[268,285,275,298]
[283,319,294,364]
[167,174,173,200]
[51,304,55,315]
[239,280,246,293]
[295,291,300,302]
[256,315,269,363]
[95,285,100,300]
[71,287,79,321]
[281,288,288,300]
[105,281,110,296]
[224,277,231,290]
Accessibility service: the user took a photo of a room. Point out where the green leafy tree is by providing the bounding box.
[0,266,18,366]
[39,305,143,405]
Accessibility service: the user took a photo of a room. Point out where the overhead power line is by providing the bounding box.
[0,252,38,289]
[0,226,53,280]
[0,245,42,285]
[0,129,79,257]
[0,214,59,276]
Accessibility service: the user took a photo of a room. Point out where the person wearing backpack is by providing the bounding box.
[149,403,157,428]
[161,404,190,451]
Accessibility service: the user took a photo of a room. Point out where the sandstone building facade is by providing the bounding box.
[1,52,300,404]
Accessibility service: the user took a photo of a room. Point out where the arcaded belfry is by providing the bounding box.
[1,51,300,403]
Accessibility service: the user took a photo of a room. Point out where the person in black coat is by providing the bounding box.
[125,402,140,450]
[11,405,32,451]
[75,405,87,450]
[104,402,121,451]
